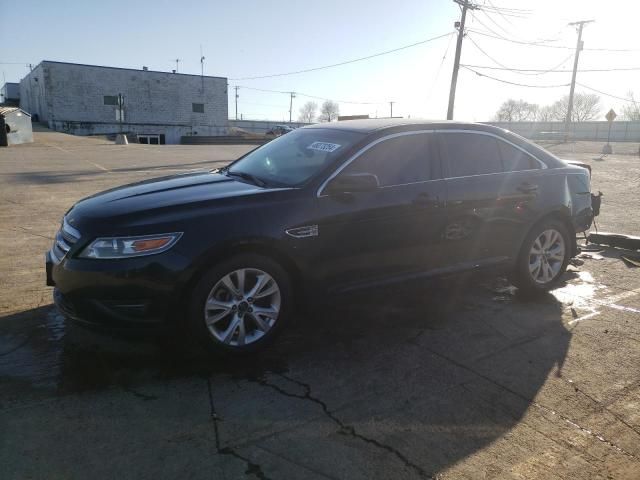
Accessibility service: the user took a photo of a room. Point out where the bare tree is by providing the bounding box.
[318,100,339,122]
[494,99,539,122]
[494,93,602,123]
[536,105,555,122]
[621,91,640,121]
[298,101,317,123]
[546,100,568,121]
[547,93,601,122]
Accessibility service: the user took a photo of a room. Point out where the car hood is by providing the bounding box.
[67,170,289,230]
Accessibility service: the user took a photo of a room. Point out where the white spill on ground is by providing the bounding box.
[552,271,606,314]
[551,269,640,325]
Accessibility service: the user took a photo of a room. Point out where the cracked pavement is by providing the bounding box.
[1,133,639,479]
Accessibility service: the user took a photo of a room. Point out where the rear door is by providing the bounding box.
[313,131,448,287]
[438,130,543,266]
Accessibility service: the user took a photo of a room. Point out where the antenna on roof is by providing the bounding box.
[200,45,206,92]
[200,45,205,77]
[173,58,180,73]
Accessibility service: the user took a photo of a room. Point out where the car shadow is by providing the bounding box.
[0,276,569,477]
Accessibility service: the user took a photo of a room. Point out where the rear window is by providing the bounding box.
[497,140,537,171]
[440,133,502,177]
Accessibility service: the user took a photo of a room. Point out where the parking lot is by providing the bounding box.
[1,131,639,479]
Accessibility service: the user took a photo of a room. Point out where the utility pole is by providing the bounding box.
[234,86,239,121]
[446,0,478,120]
[564,20,594,139]
[389,101,395,118]
[289,92,296,123]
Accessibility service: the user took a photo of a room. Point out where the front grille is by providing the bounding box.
[51,217,80,262]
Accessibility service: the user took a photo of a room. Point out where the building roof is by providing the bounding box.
[29,60,227,81]
[0,106,30,117]
[304,118,503,134]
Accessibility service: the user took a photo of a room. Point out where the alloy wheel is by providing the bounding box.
[204,268,281,346]
[528,229,566,284]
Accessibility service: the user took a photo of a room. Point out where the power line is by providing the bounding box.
[239,100,290,108]
[461,63,640,73]
[229,32,454,80]
[466,34,512,70]
[476,7,529,19]
[480,4,566,44]
[465,37,575,76]
[233,85,384,105]
[470,11,512,42]
[485,0,517,26]
[426,32,455,103]
[576,82,635,103]
[477,9,511,37]
[479,3,532,15]
[461,65,570,88]
[516,53,575,76]
[467,28,640,51]
[471,10,563,46]
[467,28,575,49]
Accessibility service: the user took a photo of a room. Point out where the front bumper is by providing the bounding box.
[46,249,192,330]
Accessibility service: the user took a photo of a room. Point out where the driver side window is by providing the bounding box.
[340,133,434,187]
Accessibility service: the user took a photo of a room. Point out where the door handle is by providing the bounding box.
[517,182,539,194]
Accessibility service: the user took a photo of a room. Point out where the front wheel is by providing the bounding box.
[188,254,293,354]
[512,219,571,295]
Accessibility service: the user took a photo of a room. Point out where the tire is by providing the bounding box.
[512,218,571,295]
[188,254,293,354]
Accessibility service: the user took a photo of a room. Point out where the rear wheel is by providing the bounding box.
[512,219,571,295]
[188,254,293,354]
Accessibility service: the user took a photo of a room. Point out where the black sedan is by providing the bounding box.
[47,120,595,353]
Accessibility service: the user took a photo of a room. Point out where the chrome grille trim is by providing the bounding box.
[50,216,81,264]
[56,234,71,253]
[60,228,77,244]
[62,217,80,242]
[50,245,60,263]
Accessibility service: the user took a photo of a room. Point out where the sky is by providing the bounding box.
[2,0,640,122]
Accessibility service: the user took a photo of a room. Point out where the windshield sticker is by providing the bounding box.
[307,142,342,153]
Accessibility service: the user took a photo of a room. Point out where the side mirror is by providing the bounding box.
[324,173,380,195]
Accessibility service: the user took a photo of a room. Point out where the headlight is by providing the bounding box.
[79,233,182,259]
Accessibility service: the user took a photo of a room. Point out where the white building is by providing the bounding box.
[20,61,228,144]
[1,82,20,105]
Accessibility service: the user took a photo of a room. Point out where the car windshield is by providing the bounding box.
[227,128,364,187]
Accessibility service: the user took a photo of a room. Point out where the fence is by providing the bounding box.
[487,121,640,143]
[228,119,310,134]
[181,136,267,145]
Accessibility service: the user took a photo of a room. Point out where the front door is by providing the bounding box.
[311,132,448,288]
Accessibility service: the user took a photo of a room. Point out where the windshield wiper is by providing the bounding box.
[225,170,267,188]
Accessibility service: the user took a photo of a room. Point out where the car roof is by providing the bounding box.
[303,118,506,135]
[302,119,565,168]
